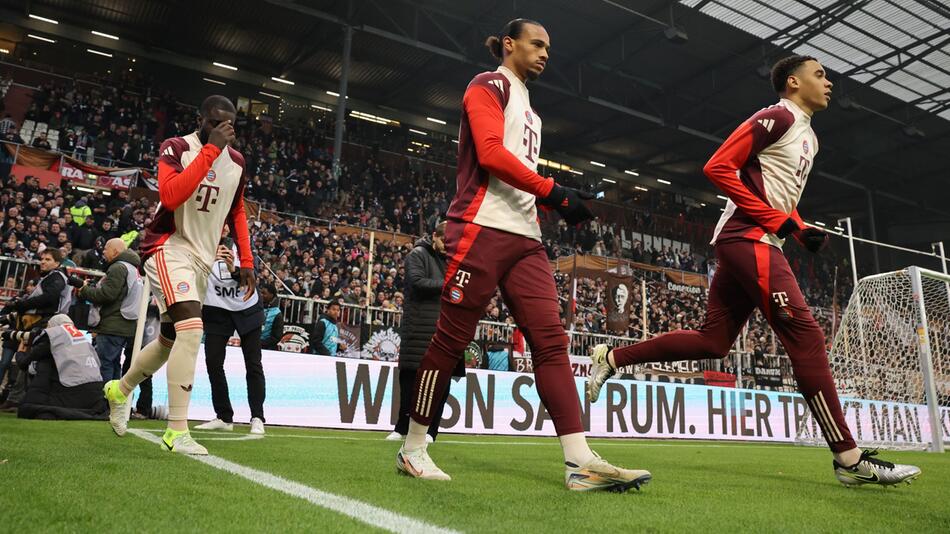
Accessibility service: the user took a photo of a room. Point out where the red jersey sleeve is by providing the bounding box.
[462,83,554,198]
[703,106,798,235]
[226,148,253,269]
[157,137,222,211]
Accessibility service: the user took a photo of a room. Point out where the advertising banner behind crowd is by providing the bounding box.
[151,350,949,447]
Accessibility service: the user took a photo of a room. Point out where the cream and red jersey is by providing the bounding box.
[139,132,253,269]
[448,65,554,241]
[708,98,818,248]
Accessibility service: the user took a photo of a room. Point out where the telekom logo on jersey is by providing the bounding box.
[195,183,220,212]
[522,124,539,163]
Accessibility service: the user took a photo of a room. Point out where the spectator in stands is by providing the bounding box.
[0,114,15,135]
[31,132,51,150]
[79,238,142,381]
[259,282,284,351]
[69,198,91,226]
[310,301,344,356]
[390,220,452,442]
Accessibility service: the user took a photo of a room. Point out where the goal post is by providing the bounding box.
[797,266,949,452]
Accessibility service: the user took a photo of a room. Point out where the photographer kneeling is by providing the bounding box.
[10,314,108,420]
[0,248,71,412]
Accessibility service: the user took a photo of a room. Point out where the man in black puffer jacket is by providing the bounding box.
[388,221,461,442]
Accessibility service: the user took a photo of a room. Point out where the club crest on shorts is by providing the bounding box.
[206,169,217,182]
[449,286,464,304]
[177,281,190,294]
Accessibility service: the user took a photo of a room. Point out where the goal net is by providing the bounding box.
[796,267,949,451]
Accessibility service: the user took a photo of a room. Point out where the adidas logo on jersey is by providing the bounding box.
[488,79,505,93]
[757,118,775,132]
[162,146,175,157]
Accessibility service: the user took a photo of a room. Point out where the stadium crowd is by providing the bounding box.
[0,71,854,362]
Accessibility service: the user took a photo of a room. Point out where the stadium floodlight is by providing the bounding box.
[568,169,584,175]
[91,30,119,40]
[271,77,294,85]
[700,202,706,207]
[408,128,427,136]
[203,78,226,86]
[813,221,826,227]
[657,178,671,185]
[624,170,639,176]
[311,104,331,112]
[27,34,56,43]
[716,194,728,201]
[213,61,238,71]
[426,117,446,125]
[590,160,606,167]
[29,14,58,24]
[834,226,845,232]
[258,91,280,98]
[602,178,616,184]
[0,48,8,54]
[87,49,113,58]
[634,186,648,192]
[452,139,459,144]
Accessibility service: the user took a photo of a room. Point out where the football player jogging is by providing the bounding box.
[103,95,256,455]
[587,56,920,487]
[396,18,651,492]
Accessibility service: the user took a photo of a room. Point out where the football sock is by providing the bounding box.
[834,447,862,467]
[404,420,429,451]
[559,432,596,466]
[167,319,203,426]
[119,335,174,397]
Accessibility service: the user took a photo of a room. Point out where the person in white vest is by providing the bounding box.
[195,238,266,435]
[11,313,108,420]
[79,238,143,381]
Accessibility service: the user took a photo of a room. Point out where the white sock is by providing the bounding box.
[404,420,429,451]
[834,447,862,466]
[560,432,596,466]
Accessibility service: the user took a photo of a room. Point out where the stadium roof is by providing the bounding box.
[682,0,950,120]
[1,0,949,240]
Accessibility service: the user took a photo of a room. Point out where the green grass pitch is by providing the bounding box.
[1,413,947,532]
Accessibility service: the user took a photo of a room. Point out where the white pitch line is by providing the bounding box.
[128,429,459,534]
[139,428,811,450]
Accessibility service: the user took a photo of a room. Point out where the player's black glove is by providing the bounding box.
[797,227,829,254]
[775,217,801,239]
[538,184,595,226]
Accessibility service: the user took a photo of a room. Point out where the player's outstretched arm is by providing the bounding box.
[157,121,234,210]
[703,120,800,238]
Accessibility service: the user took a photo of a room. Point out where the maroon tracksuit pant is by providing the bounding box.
[613,239,856,452]
[410,221,583,436]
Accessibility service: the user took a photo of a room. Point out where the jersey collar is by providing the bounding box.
[780,98,811,124]
[497,65,527,92]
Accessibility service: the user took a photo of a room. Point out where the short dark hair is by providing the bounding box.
[42,248,63,263]
[259,281,276,295]
[770,55,817,94]
[326,301,341,310]
[200,95,236,117]
[484,18,544,60]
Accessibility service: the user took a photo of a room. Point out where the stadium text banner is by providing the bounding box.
[154,350,949,446]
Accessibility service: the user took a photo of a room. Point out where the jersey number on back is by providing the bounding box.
[195,183,221,212]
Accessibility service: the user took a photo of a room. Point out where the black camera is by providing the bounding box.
[67,275,86,288]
